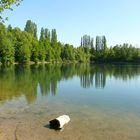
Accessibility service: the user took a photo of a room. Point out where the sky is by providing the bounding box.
[2,0,140,47]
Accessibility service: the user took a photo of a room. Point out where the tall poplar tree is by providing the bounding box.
[102,35,107,50]
[44,28,52,61]
[38,27,45,61]
[51,29,61,61]
[24,20,37,38]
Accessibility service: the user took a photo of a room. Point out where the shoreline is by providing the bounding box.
[1,61,140,66]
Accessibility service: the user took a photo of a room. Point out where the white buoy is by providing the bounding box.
[49,115,70,129]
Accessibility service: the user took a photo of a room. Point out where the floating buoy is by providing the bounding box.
[49,115,70,129]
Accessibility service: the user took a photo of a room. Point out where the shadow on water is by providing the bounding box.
[0,64,140,103]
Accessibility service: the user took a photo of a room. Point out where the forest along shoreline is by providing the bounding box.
[0,21,140,65]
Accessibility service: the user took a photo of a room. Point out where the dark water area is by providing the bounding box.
[0,64,140,140]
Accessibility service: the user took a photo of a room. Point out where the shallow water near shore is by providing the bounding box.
[0,64,140,140]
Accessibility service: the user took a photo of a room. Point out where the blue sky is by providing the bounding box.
[3,0,140,47]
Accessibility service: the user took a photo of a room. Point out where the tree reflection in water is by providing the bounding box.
[0,64,140,103]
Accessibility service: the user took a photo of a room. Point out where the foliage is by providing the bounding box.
[0,21,140,64]
[0,0,22,22]
[0,23,14,64]
[61,44,75,61]
[24,20,37,38]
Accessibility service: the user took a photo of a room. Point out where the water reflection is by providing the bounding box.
[0,64,140,103]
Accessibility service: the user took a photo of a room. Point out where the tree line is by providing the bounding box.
[81,35,140,63]
[0,20,140,64]
[0,20,91,64]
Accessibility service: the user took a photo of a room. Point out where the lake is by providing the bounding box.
[0,64,140,140]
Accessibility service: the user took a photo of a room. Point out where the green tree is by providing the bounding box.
[61,44,75,61]
[44,28,52,61]
[31,38,39,63]
[12,28,32,63]
[102,35,107,50]
[7,24,12,32]
[75,47,89,62]
[0,23,14,64]
[51,29,61,62]
[51,29,57,45]
[0,0,22,22]
[24,20,37,38]
[38,28,45,61]
[95,36,103,51]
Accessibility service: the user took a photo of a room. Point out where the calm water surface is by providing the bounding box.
[0,64,140,140]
